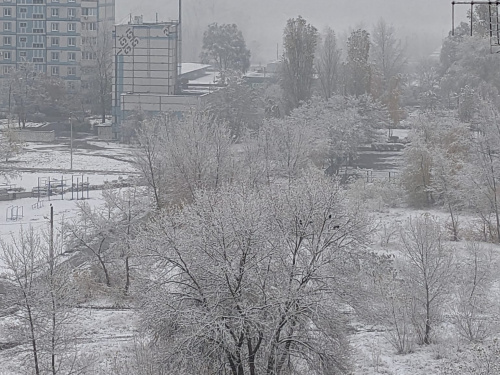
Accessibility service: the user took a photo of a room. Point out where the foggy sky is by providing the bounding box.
[115,0,468,63]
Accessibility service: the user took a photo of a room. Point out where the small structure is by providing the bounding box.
[96,124,113,141]
[6,205,23,221]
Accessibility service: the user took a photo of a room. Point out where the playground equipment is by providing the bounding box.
[32,175,91,202]
[6,205,23,221]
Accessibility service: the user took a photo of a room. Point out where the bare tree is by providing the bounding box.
[67,202,114,288]
[371,19,406,92]
[452,242,497,342]
[399,214,454,345]
[316,27,341,100]
[102,187,148,294]
[81,23,113,123]
[0,226,81,375]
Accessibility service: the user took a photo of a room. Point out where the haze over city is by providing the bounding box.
[117,0,469,62]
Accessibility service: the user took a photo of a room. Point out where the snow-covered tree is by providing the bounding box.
[316,27,341,100]
[398,214,455,345]
[371,19,406,93]
[137,172,371,374]
[134,111,234,208]
[205,77,263,140]
[0,127,24,162]
[345,29,371,97]
[281,16,318,111]
[80,23,113,123]
[0,226,82,375]
[200,23,251,81]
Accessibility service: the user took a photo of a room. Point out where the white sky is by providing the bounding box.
[114,0,470,62]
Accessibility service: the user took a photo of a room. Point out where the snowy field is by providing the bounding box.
[0,137,139,270]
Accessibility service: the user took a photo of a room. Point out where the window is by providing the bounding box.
[82,51,96,60]
[19,22,26,28]
[51,37,59,46]
[33,43,43,48]
[68,8,75,18]
[82,22,97,31]
[19,37,26,42]
[3,51,11,59]
[68,66,76,76]
[19,51,26,57]
[19,7,27,13]
[51,66,59,76]
[51,8,58,17]
[68,51,76,61]
[33,28,44,33]
[3,0,12,3]
[51,0,59,2]
[3,66,10,74]
[68,37,76,46]
[33,57,44,62]
[3,8,11,16]
[67,23,76,32]
[51,23,59,32]
[3,36,11,45]
[33,14,44,19]
[68,0,75,2]
[3,22,11,31]
[51,51,59,61]
[33,0,43,3]
[81,8,96,16]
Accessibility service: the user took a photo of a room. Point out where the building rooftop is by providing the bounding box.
[181,63,211,76]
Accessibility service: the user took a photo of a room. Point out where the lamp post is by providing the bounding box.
[69,115,73,171]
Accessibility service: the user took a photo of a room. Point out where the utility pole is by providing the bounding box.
[177,0,182,94]
[69,115,73,171]
[49,204,54,265]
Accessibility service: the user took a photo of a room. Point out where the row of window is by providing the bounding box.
[2,0,79,4]
[3,7,96,18]
[51,66,77,76]
[2,50,79,60]
[2,22,96,33]
[1,65,77,76]
[3,35,78,46]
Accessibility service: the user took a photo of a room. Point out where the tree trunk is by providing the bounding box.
[26,304,41,375]
[124,256,130,294]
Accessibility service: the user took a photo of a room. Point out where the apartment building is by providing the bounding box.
[0,0,114,89]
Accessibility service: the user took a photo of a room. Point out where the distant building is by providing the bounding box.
[112,18,217,139]
[0,0,115,90]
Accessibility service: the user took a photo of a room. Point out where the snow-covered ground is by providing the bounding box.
[0,137,139,270]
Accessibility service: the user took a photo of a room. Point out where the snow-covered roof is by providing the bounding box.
[180,63,211,76]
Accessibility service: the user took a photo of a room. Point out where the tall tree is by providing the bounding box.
[371,19,406,92]
[345,29,371,97]
[80,24,113,123]
[281,16,318,111]
[316,27,341,100]
[200,23,251,81]
[399,215,454,345]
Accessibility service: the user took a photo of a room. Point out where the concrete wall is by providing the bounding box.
[10,130,55,142]
[120,93,209,114]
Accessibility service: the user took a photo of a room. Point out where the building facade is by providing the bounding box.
[0,0,114,89]
[112,19,179,128]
